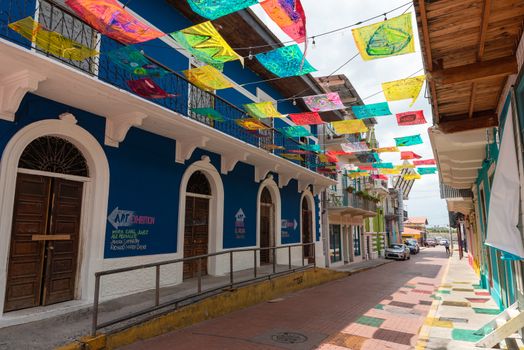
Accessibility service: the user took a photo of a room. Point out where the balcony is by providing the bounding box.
[0,0,336,189]
[326,190,377,217]
[366,179,389,196]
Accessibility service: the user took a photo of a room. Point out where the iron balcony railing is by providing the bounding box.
[91,242,315,336]
[0,0,319,170]
[326,191,377,213]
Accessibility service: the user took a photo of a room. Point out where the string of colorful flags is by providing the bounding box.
[5,0,435,177]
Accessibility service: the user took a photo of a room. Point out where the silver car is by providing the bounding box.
[385,244,411,260]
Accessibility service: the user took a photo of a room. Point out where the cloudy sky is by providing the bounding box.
[251,0,449,226]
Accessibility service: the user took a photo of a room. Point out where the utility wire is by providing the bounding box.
[231,1,413,51]
[361,68,424,102]
[274,52,361,103]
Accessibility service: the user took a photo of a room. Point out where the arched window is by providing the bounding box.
[261,187,272,204]
[186,171,211,195]
[18,136,89,177]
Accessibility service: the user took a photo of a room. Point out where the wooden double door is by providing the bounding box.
[260,204,273,264]
[302,208,313,260]
[183,196,210,280]
[4,173,83,312]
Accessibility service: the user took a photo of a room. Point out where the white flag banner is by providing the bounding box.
[485,107,524,258]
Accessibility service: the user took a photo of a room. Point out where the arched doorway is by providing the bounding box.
[259,187,274,264]
[183,171,211,279]
[301,196,313,261]
[4,136,88,312]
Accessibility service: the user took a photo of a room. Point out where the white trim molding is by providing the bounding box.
[175,136,210,164]
[221,152,249,175]
[104,111,148,147]
[0,70,46,121]
[0,116,110,316]
[176,156,225,275]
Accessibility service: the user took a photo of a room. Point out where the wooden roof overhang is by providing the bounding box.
[414,0,524,134]
[167,1,343,121]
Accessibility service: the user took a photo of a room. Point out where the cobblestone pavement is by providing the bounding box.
[123,248,451,350]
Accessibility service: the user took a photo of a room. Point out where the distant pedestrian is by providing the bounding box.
[444,241,450,256]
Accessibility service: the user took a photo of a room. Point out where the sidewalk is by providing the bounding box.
[416,251,500,350]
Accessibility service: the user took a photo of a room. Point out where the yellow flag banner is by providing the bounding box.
[349,171,369,179]
[244,101,283,119]
[375,146,399,153]
[352,13,415,61]
[9,17,98,61]
[382,75,425,107]
[281,153,303,161]
[170,21,243,70]
[380,168,400,175]
[183,65,233,91]
[403,173,421,180]
[331,119,368,135]
[395,163,415,170]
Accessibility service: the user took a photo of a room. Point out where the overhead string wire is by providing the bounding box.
[230,1,413,51]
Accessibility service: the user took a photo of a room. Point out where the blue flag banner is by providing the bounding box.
[352,102,392,119]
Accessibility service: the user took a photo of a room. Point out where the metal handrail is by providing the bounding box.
[91,242,316,335]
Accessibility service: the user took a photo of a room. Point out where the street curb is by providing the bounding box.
[343,260,394,276]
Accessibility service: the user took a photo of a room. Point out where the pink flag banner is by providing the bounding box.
[303,92,345,112]
[289,112,324,125]
[413,159,436,166]
[372,174,388,181]
[127,78,175,99]
[341,141,369,153]
[260,0,307,43]
[358,165,373,171]
[65,0,165,44]
[396,110,427,126]
[400,151,422,160]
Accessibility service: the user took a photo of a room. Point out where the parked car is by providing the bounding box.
[440,239,449,246]
[385,244,411,260]
[434,237,443,245]
[425,238,437,247]
[405,239,420,254]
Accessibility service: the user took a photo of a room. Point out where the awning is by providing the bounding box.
[485,105,524,258]
[402,227,421,238]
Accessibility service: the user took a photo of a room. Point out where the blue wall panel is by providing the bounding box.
[222,162,258,248]
[281,179,301,244]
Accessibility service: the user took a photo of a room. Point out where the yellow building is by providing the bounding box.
[403,217,428,244]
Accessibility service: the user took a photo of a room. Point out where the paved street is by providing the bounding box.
[123,247,450,350]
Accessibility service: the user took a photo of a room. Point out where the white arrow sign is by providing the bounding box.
[293,219,298,230]
[235,208,246,221]
[107,207,135,229]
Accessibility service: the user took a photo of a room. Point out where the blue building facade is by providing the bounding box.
[0,0,333,316]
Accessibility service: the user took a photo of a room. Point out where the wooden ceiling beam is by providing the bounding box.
[416,0,439,122]
[431,55,517,85]
[468,83,477,118]
[437,110,498,134]
[478,0,492,60]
